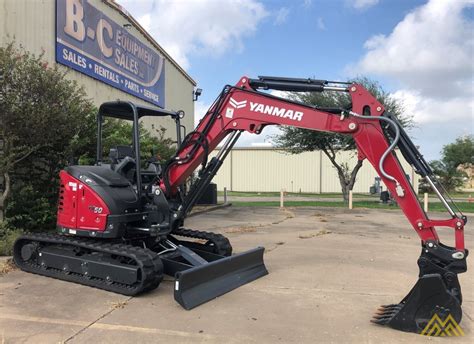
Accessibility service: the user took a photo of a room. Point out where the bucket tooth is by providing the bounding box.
[380,304,398,309]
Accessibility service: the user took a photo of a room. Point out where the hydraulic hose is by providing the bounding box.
[348,110,405,197]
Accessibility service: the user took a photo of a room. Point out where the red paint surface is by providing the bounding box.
[57,171,110,231]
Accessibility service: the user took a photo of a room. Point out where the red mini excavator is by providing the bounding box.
[14,76,467,334]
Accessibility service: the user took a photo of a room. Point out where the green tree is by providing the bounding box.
[74,117,176,166]
[0,42,176,233]
[0,42,94,224]
[428,160,466,193]
[442,135,474,169]
[427,135,473,193]
[274,77,411,201]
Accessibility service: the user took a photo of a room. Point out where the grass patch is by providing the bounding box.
[220,191,474,201]
[218,191,373,199]
[232,201,474,212]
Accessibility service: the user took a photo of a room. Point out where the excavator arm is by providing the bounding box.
[161,75,467,333]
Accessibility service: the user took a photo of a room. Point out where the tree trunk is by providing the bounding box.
[322,149,364,201]
[338,172,350,202]
[347,159,364,191]
[0,199,4,223]
[0,172,10,223]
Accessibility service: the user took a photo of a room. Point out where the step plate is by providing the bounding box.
[174,247,268,310]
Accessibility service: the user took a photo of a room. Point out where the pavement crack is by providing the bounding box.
[225,208,295,234]
[462,310,473,322]
[298,229,331,239]
[275,208,295,223]
[265,241,285,253]
[64,296,133,343]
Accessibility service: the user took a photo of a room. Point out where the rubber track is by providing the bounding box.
[171,228,233,256]
[13,232,163,296]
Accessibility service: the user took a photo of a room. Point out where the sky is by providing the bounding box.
[117,0,474,161]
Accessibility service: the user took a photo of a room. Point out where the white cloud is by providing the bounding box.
[349,0,379,10]
[194,100,211,127]
[317,17,326,30]
[303,0,313,9]
[274,7,290,25]
[391,89,474,125]
[354,0,473,98]
[269,90,290,99]
[119,0,268,69]
[349,0,474,159]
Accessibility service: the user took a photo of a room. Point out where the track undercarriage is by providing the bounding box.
[14,228,267,308]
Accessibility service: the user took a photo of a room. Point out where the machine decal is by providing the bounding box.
[249,102,304,121]
[225,108,234,118]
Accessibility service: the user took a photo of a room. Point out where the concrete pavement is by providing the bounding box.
[0,206,472,343]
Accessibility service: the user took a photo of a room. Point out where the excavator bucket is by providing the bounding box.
[161,246,268,309]
[372,274,463,333]
[371,245,467,334]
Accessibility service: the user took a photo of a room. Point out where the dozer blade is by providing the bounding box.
[173,247,268,310]
[371,274,463,334]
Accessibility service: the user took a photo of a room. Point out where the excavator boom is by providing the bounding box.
[161,75,467,333]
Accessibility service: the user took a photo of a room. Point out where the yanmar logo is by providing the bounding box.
[249,102,304,121]
[225,97,247,118]
[225,97,304,121]
[229,97,247,109]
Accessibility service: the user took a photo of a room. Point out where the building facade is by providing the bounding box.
[0,0,196,140]
[211,148,419,194]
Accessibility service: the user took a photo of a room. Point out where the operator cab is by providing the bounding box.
[94,101,186,198]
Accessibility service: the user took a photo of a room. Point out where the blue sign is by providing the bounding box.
[56,0,165,108]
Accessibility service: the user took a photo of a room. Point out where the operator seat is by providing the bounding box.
[109,146,136,182]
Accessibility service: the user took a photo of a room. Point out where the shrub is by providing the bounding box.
[0,222,23,256]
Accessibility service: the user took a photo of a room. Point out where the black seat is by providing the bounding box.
[109,145,134,164]
[109,146,136,182]
[115,156,136,182]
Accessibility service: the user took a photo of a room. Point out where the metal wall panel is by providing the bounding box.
[211,148,419,194]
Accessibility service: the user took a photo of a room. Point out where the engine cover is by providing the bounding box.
[57,166,141,237]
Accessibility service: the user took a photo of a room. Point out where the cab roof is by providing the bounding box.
[98,101,179,121]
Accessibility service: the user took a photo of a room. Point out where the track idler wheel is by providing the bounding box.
[20,243,38,261]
